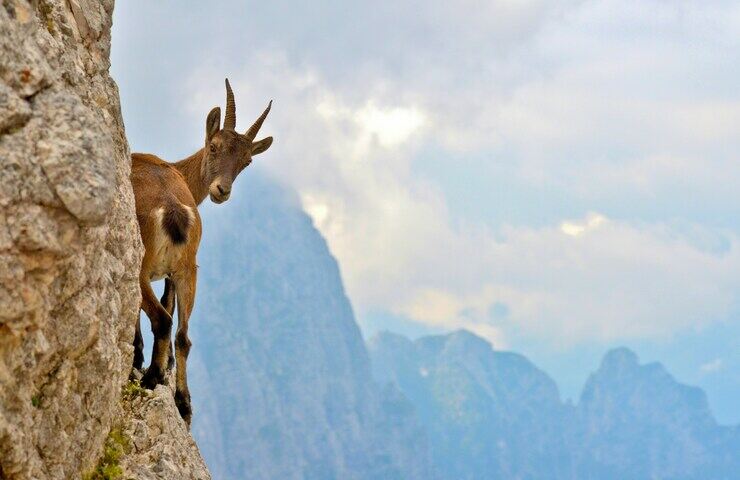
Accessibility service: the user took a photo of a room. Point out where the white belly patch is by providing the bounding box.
[149,243,179,281]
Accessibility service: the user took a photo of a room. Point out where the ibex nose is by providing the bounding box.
[217,184,230,196]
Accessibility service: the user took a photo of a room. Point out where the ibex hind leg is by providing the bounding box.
[160,278,177,371]
[140,277,173,389]
[172,267,196,426]
[132,315,144,371]
[132,280,174,374]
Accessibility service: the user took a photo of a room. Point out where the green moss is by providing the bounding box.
[31,395,41,408]
[121,380,148,400]
[82,428,130,480]
[5,123,24,135]
[37,1,55,35]
[83,381,148,478]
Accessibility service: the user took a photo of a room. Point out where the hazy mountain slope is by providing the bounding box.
[573,347,739,480]
[188,174,430,480]
[370,331,739,480]
[370,331,571,479]
[178,169,737,480]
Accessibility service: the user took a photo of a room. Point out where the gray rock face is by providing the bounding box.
[370,332,740,480]
[120,373,211,480]
[0,1,209,478]
[188,175,431,480]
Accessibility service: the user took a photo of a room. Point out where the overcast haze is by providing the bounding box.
[112,0,740,423]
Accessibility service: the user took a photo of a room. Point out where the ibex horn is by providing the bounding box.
[224,78,236,131]
[245,100,272,141]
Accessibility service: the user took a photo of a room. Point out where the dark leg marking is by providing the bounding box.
[161,278,177,371]
[133,316,144,371]
[139,277,173,390]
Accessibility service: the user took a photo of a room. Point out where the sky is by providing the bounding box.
[111,0,740,423]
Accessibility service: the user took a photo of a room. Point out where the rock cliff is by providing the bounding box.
[0,1,208,478]
[118,373,210,480]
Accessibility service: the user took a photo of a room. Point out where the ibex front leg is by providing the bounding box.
[140,276,173,389]
[172,266,197,425]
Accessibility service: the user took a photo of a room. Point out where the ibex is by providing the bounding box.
[130,79,272,424]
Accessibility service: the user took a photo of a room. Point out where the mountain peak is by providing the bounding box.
[599,347,639,371]
[371,330,415,349]
[446,329,494,351]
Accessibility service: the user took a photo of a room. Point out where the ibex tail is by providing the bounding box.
[161,198,193,245]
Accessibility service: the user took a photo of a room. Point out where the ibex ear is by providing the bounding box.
[205,107,221,142]
[251,136,273,156]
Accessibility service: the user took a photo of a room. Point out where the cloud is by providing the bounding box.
[115,0,740,350]
[391,216,740,346]
[315,98,427,153]
[183,54,740,348]
[560,213,607,237]
[700,358,724,374]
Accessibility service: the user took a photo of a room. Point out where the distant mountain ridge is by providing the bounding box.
[186,173,737,480]
[188,174,430,480]
[370,331,740,480]
[573,346,739,479]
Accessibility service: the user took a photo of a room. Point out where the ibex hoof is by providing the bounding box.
[175,390,192,426]
[141,366,166,389]
[129,368,143,382]
[166,351,175,371]
[133,353,144,371]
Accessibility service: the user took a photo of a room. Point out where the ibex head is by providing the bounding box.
[202,79,273,204]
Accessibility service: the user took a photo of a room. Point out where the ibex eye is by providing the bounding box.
[209,144,216,153]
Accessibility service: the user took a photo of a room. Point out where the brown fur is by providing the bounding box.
[131,153,202,424]
[130,80,273,426]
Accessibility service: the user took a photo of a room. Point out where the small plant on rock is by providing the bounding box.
[121,379,148,401]
[82,428,130,480]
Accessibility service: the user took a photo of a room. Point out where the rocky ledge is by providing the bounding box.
[115,373,210,480]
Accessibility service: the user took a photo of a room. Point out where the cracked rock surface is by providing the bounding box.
[0,1,209,478]
[120,373,211,480]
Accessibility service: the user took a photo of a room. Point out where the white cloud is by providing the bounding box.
[315,98,427,154]
[175,0,740,349]
[701,358,724,374]
[560,213,607,237]
[353,103,426,148]
[387,216,740,346]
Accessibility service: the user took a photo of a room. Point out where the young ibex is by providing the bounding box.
[131,79,273,424]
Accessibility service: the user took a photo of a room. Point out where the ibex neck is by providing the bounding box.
[173,148,209,205]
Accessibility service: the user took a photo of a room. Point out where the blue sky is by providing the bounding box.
[112,0,740,423]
